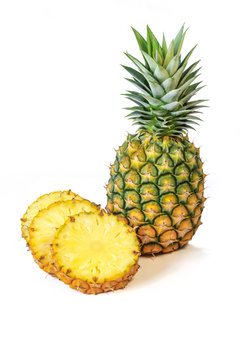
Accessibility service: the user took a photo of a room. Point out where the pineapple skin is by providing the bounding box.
[106,132,206,255]
[55,262,140,295]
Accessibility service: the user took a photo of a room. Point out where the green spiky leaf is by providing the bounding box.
[162,33,167,57]
[131,27,148,53]
[163,41,175,67]
[123,25,207,137]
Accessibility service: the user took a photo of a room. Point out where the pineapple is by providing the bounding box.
[28,199,99,275]
[21,190,83,242]
[53,210,140,294]
[106,25,207,254]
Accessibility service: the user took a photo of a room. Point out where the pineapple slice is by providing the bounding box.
[29,199,99,275]
[21,190,83,242]
[53,211,140,295]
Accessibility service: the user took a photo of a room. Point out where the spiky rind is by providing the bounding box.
[106,133,206,254]
[123,25,207,137]
[56,263,140,295]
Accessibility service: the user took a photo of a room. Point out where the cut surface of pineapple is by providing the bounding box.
[21,190,83,242]
[53,211,140,294]
[29,199,98,275]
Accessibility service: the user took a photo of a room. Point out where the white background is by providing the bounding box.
[0,1,239,359]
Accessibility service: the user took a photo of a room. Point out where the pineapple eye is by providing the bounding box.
[119,156,131,172]
[142,201,161,221]
[158,174,176,194]
[127,209,145,227]
[140,163,158,180]
[140,183,159,202]
[176,182,192,202]
[124,190,141,209]
[112,193,125,213]
[113,174,124,192]
[156,154,174,172]
[124,170,141,188]
[154,214,172,235]
[160,193,178,213]
[175,163,190,182]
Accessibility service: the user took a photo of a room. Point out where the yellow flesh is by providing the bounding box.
[29,200,97,267]
[22,190,82,241]
[55,213,139,282]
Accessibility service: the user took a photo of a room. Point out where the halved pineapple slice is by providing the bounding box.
[29,199,99,275]
[53,211,140,295]
[21,190,83,242]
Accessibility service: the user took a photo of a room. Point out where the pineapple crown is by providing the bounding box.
[123,25,207,137]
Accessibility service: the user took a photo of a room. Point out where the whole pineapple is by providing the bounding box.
[106,25,207,255]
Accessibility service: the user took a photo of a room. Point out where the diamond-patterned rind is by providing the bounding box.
[106,133,206,254]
